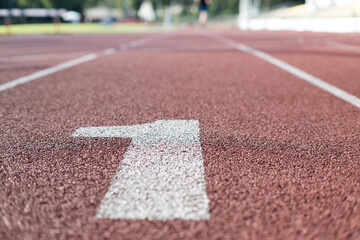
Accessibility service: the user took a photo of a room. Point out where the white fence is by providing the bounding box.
[0,8,66,17]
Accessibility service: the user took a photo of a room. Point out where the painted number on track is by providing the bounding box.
[72,120,210,220]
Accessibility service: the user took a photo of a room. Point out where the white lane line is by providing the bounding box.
[327,41,360,52]
[0,51,92,62]
[0,35,170,93]
[72,120,210,220]
[0,53,98,93]
[118,34,169,51]
[102,48,116,56]
[208,34,360,109]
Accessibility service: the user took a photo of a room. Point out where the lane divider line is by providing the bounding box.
[0,51,92,62]
[118,34,170,51]
[102,48,116,56]
[0,53,98,93]
[0,34,171,93]
[208,33,360,109]
[327,41,360,52]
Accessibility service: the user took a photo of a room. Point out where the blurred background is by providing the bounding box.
[0,0,359,34]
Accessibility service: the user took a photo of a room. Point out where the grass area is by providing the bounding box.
[0,22,174,35]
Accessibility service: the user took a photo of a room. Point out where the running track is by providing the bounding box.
[1,28,359,240]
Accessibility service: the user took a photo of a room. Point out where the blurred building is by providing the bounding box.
[260,0,360,18]
[238,0,360,33]
[0,8,66,24]
[62,11,81,23]
[84,7,123,22]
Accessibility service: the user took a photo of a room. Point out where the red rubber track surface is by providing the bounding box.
[218,29,360,96]
[0,34,152,84]
[1,28,359,240]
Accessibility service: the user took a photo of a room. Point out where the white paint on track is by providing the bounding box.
[208,34,360,109]
[0,51,91,62]
[0,34,170,93]
[72,120,210,220]
[102,48,116,56]
[0,53,98,93]
[327,41,360,52]
[118,34,170,51]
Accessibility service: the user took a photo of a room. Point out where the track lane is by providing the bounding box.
[0,33,161,84]
[1,30,359,240]
[205,32,360,108]
[216,30,360,97]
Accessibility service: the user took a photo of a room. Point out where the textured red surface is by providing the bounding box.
[218,29,360,96]
[1,29,359,240]
[0,34,150,83]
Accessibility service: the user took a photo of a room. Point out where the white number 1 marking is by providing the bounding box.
[72,120,210,220]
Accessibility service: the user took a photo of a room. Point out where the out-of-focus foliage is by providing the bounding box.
[210,0,239,15]
[0,0,305,15]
